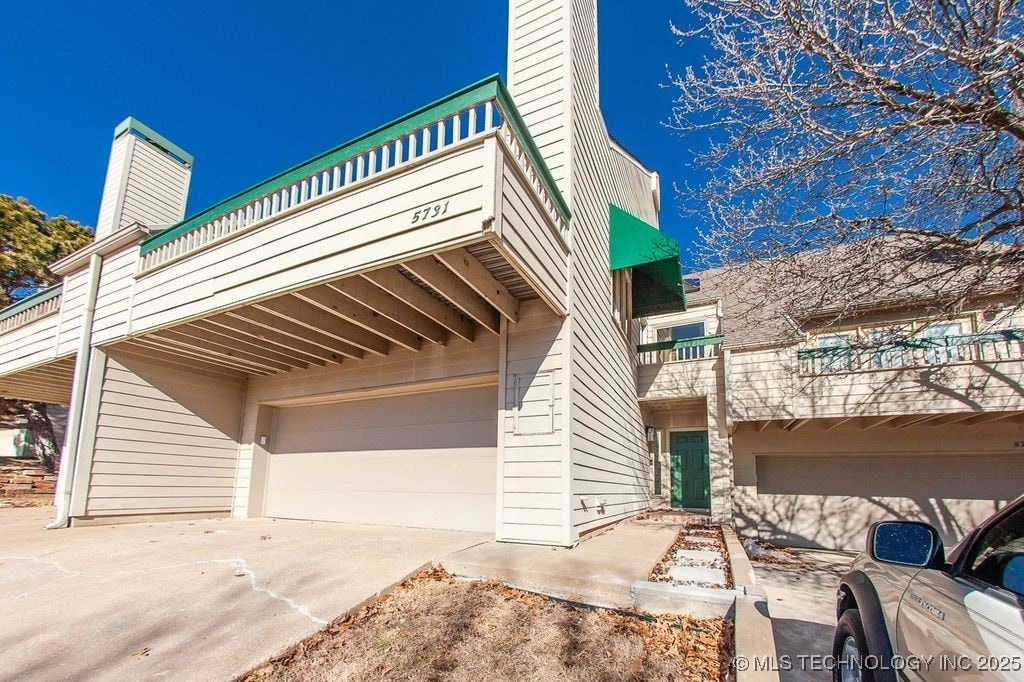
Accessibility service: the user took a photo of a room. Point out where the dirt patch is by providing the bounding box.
[650,525,734,589]
[239,567,733,682]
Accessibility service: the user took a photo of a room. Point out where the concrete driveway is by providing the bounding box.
[754,549,856,682]
[0,507,487,681]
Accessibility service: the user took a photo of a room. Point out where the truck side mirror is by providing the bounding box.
[868,521,945,568]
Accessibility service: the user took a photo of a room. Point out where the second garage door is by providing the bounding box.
[753,453,1024,550]
[264,386,498,532]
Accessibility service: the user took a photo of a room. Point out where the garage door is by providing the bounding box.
[754,454,1024,550]
[265,386,497,532]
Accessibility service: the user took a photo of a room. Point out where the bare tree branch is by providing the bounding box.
[668,0,1024,324]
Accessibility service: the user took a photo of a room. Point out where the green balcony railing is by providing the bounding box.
[138,74,569,273]
[0,284,63,335]
[798,328,1024,375]
[637,334,725,365]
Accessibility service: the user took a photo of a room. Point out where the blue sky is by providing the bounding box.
[0,1,702,263]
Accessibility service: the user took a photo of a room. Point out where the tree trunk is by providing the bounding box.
[0,399,61,473]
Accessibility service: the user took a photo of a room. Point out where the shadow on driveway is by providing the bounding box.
[753,549,855,682]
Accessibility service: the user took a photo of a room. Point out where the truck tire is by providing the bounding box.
[832,609,875,682]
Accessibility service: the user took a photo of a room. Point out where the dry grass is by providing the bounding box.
[240,568,733,682]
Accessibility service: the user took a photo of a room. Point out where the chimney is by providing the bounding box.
[94,117,193,239]
[506,0,600,201]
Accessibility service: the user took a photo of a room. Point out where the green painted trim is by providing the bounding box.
[797,328,1024,360]
[138,75,569,256]
[637,335,725,354]
[492,79,571,221]
[0,284,63,323]
[114,117,194,167]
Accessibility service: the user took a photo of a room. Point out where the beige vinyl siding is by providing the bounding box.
[95,133,189,239]
[500,300,568,543]
[264,386,498,532]
[54,269,91,357]
[0,313,63,377]
[734,421,1024,550]
[90,246,138,345]
[235,331,500,517]
[637,356,720,402]
[509,0,571,194]
[728,346,1024,422]
[607,145,657,226]
[129,143,491,335]
[496,148,569,312]
[564,0,651,536]
[83,352,243,516]
[118,136,190,230]
[728,347,798,422]
[95,134,130,237]
[508,0,657,541]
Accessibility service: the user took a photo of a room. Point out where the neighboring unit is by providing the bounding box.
[640,265,1024,551]
[0,0,683,547]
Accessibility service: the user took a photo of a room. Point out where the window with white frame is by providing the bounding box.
[921,322,965,364]
[612,268,632,337]
[669,322,707,360]
[817,334,851,372]
[869,328,904,369]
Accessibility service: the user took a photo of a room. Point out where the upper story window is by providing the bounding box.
[817,334,852,373]
[869,329,904,369]
[922,322,964,364]
[667,322,707,360]
[612,268,632,338]
[797,317,1015,375]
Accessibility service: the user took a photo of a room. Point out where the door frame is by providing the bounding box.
[667,428,712,511]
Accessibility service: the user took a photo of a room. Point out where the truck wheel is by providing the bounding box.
[832,609,874,682]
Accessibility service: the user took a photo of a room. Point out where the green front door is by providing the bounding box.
[669,431,711,510]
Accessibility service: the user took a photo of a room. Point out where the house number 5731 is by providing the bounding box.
[410,201,449,224]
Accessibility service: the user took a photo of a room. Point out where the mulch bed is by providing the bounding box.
[239,567,734,682]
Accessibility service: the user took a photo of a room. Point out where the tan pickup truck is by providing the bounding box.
[833,497,1024,682]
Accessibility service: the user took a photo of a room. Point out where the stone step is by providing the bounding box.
[667,565,728,586]
[674,549,723,563]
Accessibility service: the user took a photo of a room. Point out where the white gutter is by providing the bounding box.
[46,252,102,529]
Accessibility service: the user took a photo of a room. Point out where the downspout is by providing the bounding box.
[46,252,102,529]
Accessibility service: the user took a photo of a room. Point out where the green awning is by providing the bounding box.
[609,204,686,316]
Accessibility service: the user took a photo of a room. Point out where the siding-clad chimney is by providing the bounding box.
[94,117,193,239]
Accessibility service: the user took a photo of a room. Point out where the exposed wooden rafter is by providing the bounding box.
[154,325,309,372]
[227,307,364,361]
[294,285,422,352]
[784,418,811,432]
[434,248,520,323]
[117,340,248,380]
[361,267,475,342]
[189,319,329,367]
[256,296,390,356]
[824,417,855,431]
[401,256,502,335]
[965,411,1022,426]
[331,277,448,345]
[862,415,900,430]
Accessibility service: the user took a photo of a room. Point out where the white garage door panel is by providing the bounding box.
[755,454,1024,550]
[265,387,497,532]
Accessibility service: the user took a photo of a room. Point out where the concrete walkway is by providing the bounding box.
[441,520,678,607]
[754,549,855,682]
[0,507,486,681]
